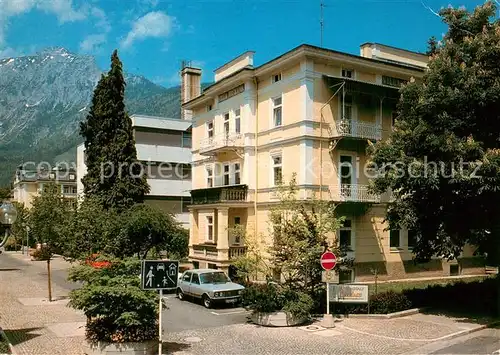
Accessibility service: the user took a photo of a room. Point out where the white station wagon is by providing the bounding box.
[177,269,245,308]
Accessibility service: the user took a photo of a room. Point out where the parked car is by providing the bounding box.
[177,269,245,308]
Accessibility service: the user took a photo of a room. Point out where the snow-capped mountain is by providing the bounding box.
[0,47,183,185]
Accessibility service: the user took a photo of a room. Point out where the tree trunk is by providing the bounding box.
[47,259,53,302]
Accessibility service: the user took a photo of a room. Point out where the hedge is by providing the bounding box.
[317,278,497,316]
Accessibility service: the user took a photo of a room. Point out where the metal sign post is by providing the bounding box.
[140,260,179,355]
[320,251,338,328]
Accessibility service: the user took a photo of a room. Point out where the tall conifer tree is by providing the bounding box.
[80,50,149,210]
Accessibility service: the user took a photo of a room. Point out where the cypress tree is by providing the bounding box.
[80,50,149,210]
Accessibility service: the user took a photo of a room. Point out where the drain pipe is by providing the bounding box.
[319,82,344,200]
[252,77,259,256]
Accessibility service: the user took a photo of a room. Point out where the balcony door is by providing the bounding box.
[224,113,230,141]
[339,154,355,200]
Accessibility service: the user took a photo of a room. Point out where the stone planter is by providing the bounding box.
[251,311,307,327]
[83,340,157,355]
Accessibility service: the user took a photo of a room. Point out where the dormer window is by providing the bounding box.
[272,73,282,83]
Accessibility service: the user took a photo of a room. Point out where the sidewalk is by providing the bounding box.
[0,252,85,355]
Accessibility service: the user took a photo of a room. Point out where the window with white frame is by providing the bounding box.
[272,155,282,185]
[272,73,282,83]
[223,164,230,186]
[390,229,402,248]
[207,120,214,139]
[342,68,354,78]
[206,216,214,241]
[223,112,230,136]
[233,163,241,185]
[235,108,241,133]
[206,166,213,187]
[272,96,282,127]
[339,219,353,250]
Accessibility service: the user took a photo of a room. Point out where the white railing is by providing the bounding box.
[199,132,244,153]
[330,120,382,141]
[330,184,380,203]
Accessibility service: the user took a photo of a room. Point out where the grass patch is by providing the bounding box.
[0,331,11,354]
[369,276,491,295]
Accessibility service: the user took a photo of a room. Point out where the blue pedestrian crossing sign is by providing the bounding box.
[141,260,179,290]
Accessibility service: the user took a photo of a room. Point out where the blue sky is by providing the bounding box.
[0,0,493,88]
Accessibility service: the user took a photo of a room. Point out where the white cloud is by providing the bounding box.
[0,46,17,59]
[37,0,87,23]
[78,6,110,55]
[91,6,111,32]
[0,0,87,50]
[121,11,175,49]
[79,34,106,53]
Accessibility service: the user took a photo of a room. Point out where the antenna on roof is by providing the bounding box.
[320,0,325,47]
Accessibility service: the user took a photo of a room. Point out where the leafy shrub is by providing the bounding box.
[241,282,314,319]
[404,278,497,315]
[369,291,412,314]
[68,258,158,344]
[282,289,314,320]
[333,291,412,315]
[30,245,53,261]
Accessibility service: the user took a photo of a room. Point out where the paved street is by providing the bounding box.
[162,296,249,333]
[1,251,499,355]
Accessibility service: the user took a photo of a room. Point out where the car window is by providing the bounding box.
[192,274,200,284]
[200,272,230,284]
[182,272,192,282]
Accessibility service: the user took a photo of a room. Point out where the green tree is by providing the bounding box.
[233,174,345,293]
[61,197,121,261]
[9,202,29,250]
[0,186,11,200]
[80,50,149,210]
[29,183,70,301]
[107,204,188,259]
[368,1,500,313]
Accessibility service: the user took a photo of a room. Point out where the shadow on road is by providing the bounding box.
[0,268,21,272]
[3,327,43,346]
[162,341,191,353]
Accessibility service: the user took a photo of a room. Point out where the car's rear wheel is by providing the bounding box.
[177,288,185,301]
[202,294,212,308]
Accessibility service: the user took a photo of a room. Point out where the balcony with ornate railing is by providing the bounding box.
[329,120,382,141]
[199,132,244,155]
[190,244,247,261]
[229,246,247,259]
[330,184,381,203]
[191,184,248,205]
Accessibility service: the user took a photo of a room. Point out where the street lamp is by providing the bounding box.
[0,201,18,248]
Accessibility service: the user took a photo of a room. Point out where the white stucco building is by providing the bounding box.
[76,115,192,228]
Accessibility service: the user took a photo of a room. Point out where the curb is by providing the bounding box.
[0,327,17,355]
[312,308,425,320]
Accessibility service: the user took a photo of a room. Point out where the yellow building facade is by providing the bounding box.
[181,43,485,281]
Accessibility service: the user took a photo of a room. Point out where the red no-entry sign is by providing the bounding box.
[320,251,337,270]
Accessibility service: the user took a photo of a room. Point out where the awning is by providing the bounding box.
[324,75,401,101]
